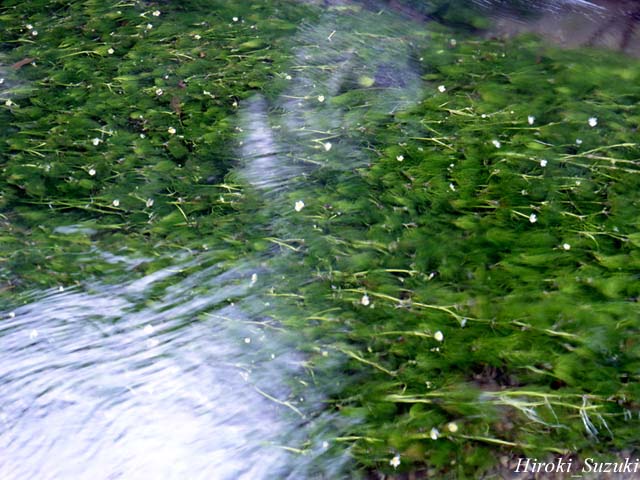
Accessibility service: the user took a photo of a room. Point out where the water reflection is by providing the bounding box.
[476,0,640,55]
[1,262,326,480]
[0,4,428,478]
[3,1,638,478]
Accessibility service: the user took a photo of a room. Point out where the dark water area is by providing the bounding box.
[1,0,640,478]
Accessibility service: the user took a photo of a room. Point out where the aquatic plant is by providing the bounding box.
[2,0,640,478]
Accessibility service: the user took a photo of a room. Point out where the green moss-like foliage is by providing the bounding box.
[2,1,640,478]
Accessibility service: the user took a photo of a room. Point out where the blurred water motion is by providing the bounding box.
[3,0,639,478]
[0,4,427,479]
[472,0,640,55]
[0,261,330,480]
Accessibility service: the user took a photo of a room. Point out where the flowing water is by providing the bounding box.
[2,0,639,478]
[0,4,424,479]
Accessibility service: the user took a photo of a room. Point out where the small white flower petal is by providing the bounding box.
[167,126,176,135]
[529,213,538,224]
[430,427,440,440]
[361,294,370,306]
[112,199,120,207]
[447,422,459,433]
[434,330,444,342]
[146,198,154,208]
[540,159,547,167]
[88,168,96,176]
[390,455,401,469]
[107,47,114,55]
[437,85,446,93]
[232,16,239,22]
[92,137,101,146]
[527,115,535,125]
[563,243,571,251]
[396,155,404,162]
[588,117,598,127]
[31,30,38,36]
[324,142,332,152]
[155,88,163,96]
[294,200,305,212]
[152,10,161,16]
[317,95,325,103]
[492,139,501,149]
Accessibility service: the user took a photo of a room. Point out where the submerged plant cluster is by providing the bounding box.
[2,0,640,478]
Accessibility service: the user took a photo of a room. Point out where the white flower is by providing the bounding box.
[112,199,120,207]
[0,78,4,84]
[29,329,39,340]
[492,139,501,149]
[146,23,153,30]
[107,47,114,55]
[146,198,154,208]
[434,330,444,342]
[389,454,401,469]
[140,133,146,138]
[322,441,329,449]
[294,200,305,212]
[588,117,598,127]
[167,126,176,135]
[92,137,101,146]
[194,34,201,40]
[361,294,370,306]
[529,213,538,223]
[155,88,163,96]
[8,311,15,318]
[152,10,161,16]
[396,155,404,162]
[527,115,535,125]
[317,95,325,103]
[232,16,239,22]
[449,38,457,46]
[26,24,33,30]
[244,337,251,344]
[430,428,440,440]
[250,273,258,286]
[285,74,292,80]
[31,30,38,36]
[449,183,456,192]
[88,168,96,176]
[576,138,583,145]
[5,99,13,107]
[563,243,571,251]
[437,85,446,93]
[447,422,459,433]
[540,159,547,167]
[143,324,154,334]
[324,142,332,152]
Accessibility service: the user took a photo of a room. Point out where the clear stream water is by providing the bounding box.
[1,1,637,478]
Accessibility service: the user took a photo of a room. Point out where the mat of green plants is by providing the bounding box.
[2,0,640,478]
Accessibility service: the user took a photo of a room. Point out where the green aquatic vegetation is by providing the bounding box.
[2,0,640,478]
[261,23,640,478]
[0,0,311,287]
